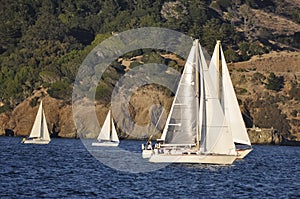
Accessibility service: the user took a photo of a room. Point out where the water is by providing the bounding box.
[0,137,299,198]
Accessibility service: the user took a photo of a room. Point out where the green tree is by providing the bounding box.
[202,19,223,53]
[48,80,72,99]
[265,72,284,91]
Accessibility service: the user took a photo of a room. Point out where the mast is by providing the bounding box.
[195,40,200,149]
[216,40,221,101]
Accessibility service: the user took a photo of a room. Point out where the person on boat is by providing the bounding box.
[147,141,152,150]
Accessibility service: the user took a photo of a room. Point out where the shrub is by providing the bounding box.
[291,110,298,117]
[48,81,71,100]
[265,72,284,91]
[29,97,39,107]
[251,72,266,83]
[235,87,248,95]
[289,83,300,101]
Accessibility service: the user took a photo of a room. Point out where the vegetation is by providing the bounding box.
[265,72,284,91]
[0,0,298,110]
[289,83,300,101]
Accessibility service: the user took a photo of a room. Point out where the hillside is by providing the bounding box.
[0,0,299,141]
[230,51,300,140]
[1,50,299,143]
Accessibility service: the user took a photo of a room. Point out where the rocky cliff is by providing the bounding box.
[0,51,299,145]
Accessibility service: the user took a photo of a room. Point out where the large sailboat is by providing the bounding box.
[92,110,119,147]
[209,41,252,158]
[149,40,238,165]
[22,101,51,144]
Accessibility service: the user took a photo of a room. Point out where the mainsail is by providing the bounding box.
[98,110,112,141]
[29,101,43,138]
[161,44,198,145]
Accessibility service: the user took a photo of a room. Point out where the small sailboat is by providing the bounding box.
[22,101,51,144]
[209,41,252,158]
[149,40,238,165]
[92,110,119,147]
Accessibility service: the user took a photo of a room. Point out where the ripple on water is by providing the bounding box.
[0,137,299,198]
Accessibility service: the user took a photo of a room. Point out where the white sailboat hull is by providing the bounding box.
[149,153,236,165]
[92,141,119,147]
[236,148,253,159]
[142,150,153,158]
[23,138,50,145]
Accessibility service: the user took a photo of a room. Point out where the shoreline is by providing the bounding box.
[2,135,300,146]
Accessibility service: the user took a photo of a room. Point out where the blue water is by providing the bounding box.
[0,137,299,198]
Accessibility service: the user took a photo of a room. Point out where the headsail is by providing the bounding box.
[198,44,237,155]
[41,109,50,141]
[111,119,119,143]
[220,47,251,145]
[208,41,221,99]
[209,41,251,146]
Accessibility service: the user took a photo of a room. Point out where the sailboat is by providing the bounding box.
[149,40,238,165]
[92,110,119,147]
[22,101,51,144]
[209,41,252,158]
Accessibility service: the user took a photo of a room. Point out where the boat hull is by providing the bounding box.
[236,148,253,159]
[142,150,153,158]
[92,142,119,147]
[149,153,236,165]
[23,139,50,145]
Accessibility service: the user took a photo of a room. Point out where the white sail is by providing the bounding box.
[220,47,251,146]
[98,110,111,141]
[208,41,220,99]
[208,41,251,147]
[149,40,239,164]
[29,101,44,138]
[111,120,119,143]
[25,100,51,144]
[41,110,50,141]
[161,43,198,145]
[198,44,237,155]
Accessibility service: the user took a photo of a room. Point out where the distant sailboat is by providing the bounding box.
[22,101,51,144]
[149,40,237,165]
[92,110,119,147]
[209,41,252,158]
